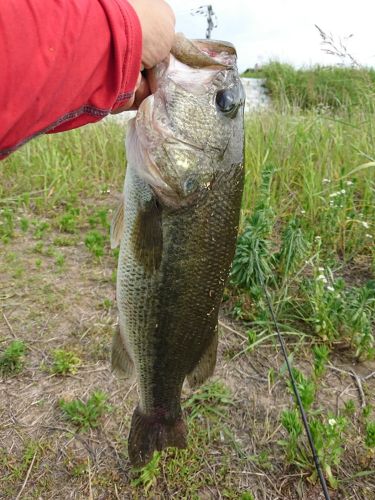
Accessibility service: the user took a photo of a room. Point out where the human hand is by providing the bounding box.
[112,0,175,113]
[128,0,175,68]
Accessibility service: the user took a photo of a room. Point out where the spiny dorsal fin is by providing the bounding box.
[110,198,125,249]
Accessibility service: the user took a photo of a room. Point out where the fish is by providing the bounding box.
[110,33,245,467]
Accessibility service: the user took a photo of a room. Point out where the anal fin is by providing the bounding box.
[111,326,134,378]
[187,326,218,389]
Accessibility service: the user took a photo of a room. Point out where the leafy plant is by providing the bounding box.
[58,208,79,233]
[280,411,347,488]
[0,208,14,242]
[0,340,26,376]
[33,220,50,239]
[287,368,316,410]
[183,381,232,420]
[365,421,375,448]
[84,230,106,258]
[131,452,161,492]
[51,349,81,375]
[277,216,309,278]
[312,344,330,377]
[59,391,111,430]
[231,165,276,291]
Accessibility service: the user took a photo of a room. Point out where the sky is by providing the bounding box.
[168,0,375,72]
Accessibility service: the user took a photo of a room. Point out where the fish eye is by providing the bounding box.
[216,89,240,117]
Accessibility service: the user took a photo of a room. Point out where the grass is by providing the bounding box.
[59,391,111,430]
[243,62,375,110]
[0,68,374,498]
[0,340,26,376]
[50,349,81,375]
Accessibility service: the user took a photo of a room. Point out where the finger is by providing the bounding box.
[129,74,150,110]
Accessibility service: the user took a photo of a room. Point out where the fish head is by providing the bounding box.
[129,34,245,207]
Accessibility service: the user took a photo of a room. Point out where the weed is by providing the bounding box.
[343,399,356,416]
[0,208,14,242]
[241,494,255,500]
[88,209,110,229]
[84,230,106,258]
[365,421,375,448]
[280,411,347,488]
[59,391,111,430]
[53,235,77,246]
[313,344,330,377]
[20,217,29,232]
[51,349,81,375]
[277,216,309,278]
[131,452,161,492]
[287,368,316,410]
[0,340,26,376]
[58,208,79,233]
[183,381,232,420]
[101,298,113,310]
[54,252,65,268]
[33,220,50,239]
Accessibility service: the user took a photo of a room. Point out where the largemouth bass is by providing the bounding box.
[111,34,245,467]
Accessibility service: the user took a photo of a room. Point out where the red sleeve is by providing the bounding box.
[0,0,142,159]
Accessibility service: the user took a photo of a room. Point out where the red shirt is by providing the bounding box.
[0,0,142,159]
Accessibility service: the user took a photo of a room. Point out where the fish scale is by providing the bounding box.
[111,35,245,466]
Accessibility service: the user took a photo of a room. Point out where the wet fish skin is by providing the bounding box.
[111,37,245,467]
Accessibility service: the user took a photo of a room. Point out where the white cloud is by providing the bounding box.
[168,0,375,71]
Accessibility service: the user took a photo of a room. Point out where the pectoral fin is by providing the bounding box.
[132,198,163,273]
[187,326,218,388]
[110,199,125,249]
[111,326,134,378]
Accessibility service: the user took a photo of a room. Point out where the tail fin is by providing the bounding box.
[128,406,187,467]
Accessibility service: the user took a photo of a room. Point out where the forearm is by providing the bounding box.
[0,0,142,159]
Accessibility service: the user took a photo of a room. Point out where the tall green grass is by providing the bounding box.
[243,62,375,110]
[0,120,126,211]
[242,107,375,259]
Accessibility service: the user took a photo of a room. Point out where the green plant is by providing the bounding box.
[54,252,65,268]
[58,208,79,233]
[183,381,232,420]
[365,421,375,448]
[33,220,50,239]
[0,340,26,376]
[59,391,111,430]
[101,298,113,310]
[280,411,347,488]
[312,344,330,377]
[277,216,309,278]
[0,208,14,242]
[231,165,276,292]
[343,399,356,416]
[88,209,110,229]
[84,230,106,258]
[20,217,29,232]
[287,368,316,410]
[131,452,161,492]
[51,349,81,375]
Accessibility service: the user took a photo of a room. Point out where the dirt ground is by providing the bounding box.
[0,204,374,499]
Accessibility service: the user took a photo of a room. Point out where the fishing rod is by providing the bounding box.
[255,254,331,500]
